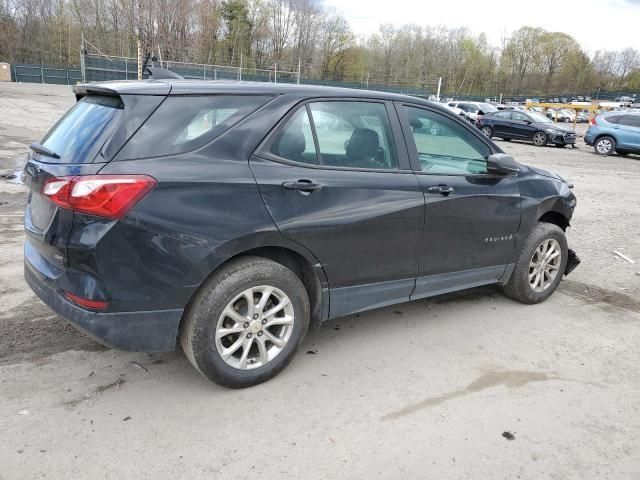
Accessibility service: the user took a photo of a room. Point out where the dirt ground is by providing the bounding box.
[1,83,639,479]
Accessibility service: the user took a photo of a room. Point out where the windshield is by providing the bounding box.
[528,112,552,123]
[480,103,498,113]
[458,103,479,113]
[40,95,123,163]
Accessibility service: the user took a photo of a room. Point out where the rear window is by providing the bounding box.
[40,95,123,164]
[117,95,271,160]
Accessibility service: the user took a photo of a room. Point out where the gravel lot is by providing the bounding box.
[1,83,639,479]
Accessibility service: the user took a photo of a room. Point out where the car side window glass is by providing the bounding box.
[309,102,398,170]
[620,115,640,128]
[402,105,490,175]
[496,111,512,119]
[118,95,271,160]
[606,115,622,125]
[269,107,318,165]
[512,112,529,122]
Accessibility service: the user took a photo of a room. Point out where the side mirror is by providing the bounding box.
[487,153,519,175]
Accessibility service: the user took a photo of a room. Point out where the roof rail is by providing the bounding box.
[145,67,183,80]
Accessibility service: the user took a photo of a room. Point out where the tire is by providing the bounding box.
[480,125,493,138]
[594,136,615,156]
[532,131,548,147]
[180,256,310,388]
[502,223,568,305]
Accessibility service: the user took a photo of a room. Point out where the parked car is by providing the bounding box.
[477,110,577,147]
[584,111,640,156]
[558,109,576,123]
[447,101,497,122]
[441,104,474,126]
[23,78,579,388]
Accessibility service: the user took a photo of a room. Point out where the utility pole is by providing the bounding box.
[436,77,442,101]
[297,58,301,84]
[239,52,242,81]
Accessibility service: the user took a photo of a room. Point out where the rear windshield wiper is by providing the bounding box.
[29,142,61,159]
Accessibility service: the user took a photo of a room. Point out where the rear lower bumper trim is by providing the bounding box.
[25,259,182,352]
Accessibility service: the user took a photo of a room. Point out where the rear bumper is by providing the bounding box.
[25,255,183,352]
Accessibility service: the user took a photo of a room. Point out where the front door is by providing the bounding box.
[504,111,536,139]
[397,103,522,299]
[250,99,425,318]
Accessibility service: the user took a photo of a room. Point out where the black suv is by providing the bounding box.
[24,80,579,388]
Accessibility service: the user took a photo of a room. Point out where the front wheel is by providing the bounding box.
[480,125,493,137]
[503,223,568,304]
[180,256,310,388]
[532,131,548,147]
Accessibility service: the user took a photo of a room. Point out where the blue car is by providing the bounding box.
[584,112,640,156]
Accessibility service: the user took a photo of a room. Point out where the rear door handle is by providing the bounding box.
[282,179,323,193]
[427,185,454,195]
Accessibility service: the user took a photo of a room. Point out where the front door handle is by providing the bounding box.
[427,185,454,195]
[282,179,323,193]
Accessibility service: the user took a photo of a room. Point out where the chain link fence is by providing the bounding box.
[11,64,82,85]
[80,53,430,96]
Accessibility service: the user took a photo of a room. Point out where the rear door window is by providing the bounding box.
[269,107,318,165]
[606,115,623,125]
[39,95,123,164]
[117,95,271,159]
[309,101,398,170]
[620,115,640,128]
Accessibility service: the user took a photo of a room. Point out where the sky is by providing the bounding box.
[324,0,640,53]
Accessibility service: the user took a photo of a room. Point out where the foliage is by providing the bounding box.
[1,0,638,95]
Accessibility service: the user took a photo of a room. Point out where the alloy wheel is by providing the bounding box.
[596,138,613,154]
[532,132,547,146]
[528,239,562,292]
[215,285,294,370]
[481,126,492,137]
[430,124,441,136]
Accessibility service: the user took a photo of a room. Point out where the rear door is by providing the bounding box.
[397,103,521,298]
[616,115,640,149]
[490,111,513,136]
[250,99,425,318]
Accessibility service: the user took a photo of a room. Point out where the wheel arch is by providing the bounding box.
[179,238,329,340]
[538,210,570,231]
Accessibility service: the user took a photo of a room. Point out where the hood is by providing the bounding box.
[532,122,574,134]
[528,165,571,185]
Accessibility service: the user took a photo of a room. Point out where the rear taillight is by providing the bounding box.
[590,116,597,126]
[42,175,157,219]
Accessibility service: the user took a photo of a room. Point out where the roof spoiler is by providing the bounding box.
[145,67,183,80]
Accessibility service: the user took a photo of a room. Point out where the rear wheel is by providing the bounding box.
[594,136,615,156]
[503,223,568,304]
[480,125,493,138]
[181,256,310,388]
[532,131,548,147]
